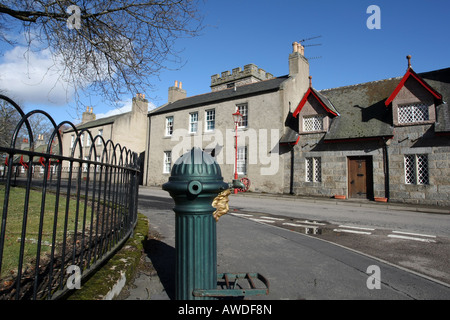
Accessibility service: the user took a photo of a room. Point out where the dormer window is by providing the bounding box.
[303,115,324,132]
[293,77,339,134]
[385,56,442,127]
[397,103,429,124]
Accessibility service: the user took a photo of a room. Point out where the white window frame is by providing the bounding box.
[189,112,198,133]
[96,156,101,171]
[205,109,215,132]
[398,103,430,124]
[303,115,324,132]
[165,116,174,136]
[305,157,321,182]
[163,151,172,174]
[83,156,89,172]
[236,104,248,128]
[97,129,103,145]
[404,154,429,185]
[236,146,247,175]
[70,134,75,148]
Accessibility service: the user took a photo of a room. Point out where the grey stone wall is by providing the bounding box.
[283,123,450,206]
[210,64,274,92]
[387,124,450,206]
[284,134,385,199]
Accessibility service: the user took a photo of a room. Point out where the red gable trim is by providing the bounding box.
[280,135,300,146]
[293,88,338,118]
[385,68,442,106]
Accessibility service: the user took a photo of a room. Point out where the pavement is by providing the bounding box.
[118,187,450,300]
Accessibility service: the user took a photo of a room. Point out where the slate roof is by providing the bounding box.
[64,113,122,133]
[320,78,397,141]
[150,75,290,116]
[320,67,450,141]
[311,88,340,116]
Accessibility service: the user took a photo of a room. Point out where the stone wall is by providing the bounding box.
[210,64,274,92]
[146,90,287,193]
[387,124,450,206]
[284,134,385,199]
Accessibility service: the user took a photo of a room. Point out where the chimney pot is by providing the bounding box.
[406,55,412,69]
[175,80,178,88]
[179,82,182,89]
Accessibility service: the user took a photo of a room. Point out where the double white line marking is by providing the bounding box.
[388,230,436,243]
[231,213,438,243]
[333,225,374,235]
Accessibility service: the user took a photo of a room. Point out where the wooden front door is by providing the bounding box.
[348,156,373,199]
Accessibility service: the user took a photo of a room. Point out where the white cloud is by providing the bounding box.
[0,46,73,106]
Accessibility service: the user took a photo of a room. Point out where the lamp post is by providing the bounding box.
[232,110,243,194]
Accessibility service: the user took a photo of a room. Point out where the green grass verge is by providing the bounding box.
[66,213,149,300]
[0,185,86,279]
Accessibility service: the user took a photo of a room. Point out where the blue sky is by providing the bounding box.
[1,0,449,125]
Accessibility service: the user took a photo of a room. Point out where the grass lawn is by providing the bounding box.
[0,185,87,279]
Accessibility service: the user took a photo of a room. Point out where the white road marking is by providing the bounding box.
[229,213,253,217]
[283,222,317,228]
[391,230,436,238]
[333,228,372,235]
[249,218,275,223]
[260,216,285,221]
[338,225,375,231]
[388,234,436,243]
[297,220,326,226]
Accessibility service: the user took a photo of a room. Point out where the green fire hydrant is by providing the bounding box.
[163,148,268,300]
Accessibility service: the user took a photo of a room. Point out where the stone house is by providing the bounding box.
[62,94,149,182]
[144,44,449,206]
[286,56,450,206]
[144,42,311,193]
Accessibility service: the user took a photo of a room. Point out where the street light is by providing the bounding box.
[232,110,243,194]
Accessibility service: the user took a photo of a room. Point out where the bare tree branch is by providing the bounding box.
[0,0,204,108]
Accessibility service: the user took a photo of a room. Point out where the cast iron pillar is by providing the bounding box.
[162,148,229,300]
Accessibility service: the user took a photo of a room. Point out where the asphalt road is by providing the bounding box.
[125,187,450,300]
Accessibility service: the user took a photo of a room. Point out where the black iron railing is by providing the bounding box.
[0,95,140,300]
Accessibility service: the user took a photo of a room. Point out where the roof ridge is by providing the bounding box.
[319,66,450,93]
[166,74,289,105]
[319,76,402,93]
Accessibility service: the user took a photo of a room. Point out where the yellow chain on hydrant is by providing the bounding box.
[212,189,231,222]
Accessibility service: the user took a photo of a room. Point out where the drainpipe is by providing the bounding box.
[290,147,295,195]
[382,137,390,200]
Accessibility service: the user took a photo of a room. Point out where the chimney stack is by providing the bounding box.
[168,80,187,103]
[81,106,96,123]
[132,92,149,114]
[289,41,309,77]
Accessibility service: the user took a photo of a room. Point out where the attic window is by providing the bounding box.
[398,103,429,124]
[303,115,324,132]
